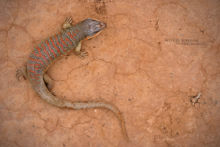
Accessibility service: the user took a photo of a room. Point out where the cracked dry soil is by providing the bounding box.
[0,0,220,147]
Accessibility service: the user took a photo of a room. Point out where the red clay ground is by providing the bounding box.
[0,0,220,146]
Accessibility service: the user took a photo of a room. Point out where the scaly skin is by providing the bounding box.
[17,18,129,141]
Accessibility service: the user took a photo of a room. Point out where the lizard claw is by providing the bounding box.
[79,49,88,58]
[65,17,73,24]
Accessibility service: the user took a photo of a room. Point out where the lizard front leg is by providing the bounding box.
[74,41,88,58]
[62,17,73,31]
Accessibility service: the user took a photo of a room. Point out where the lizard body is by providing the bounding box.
[17,18,129,141]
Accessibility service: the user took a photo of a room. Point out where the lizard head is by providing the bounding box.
[80,18,106,39]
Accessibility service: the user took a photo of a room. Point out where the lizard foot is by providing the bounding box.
[16,67,27,81]
[79,49,88,58]
[62,17,73,30]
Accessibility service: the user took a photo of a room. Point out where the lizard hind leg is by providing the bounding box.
[16,65,27,81]
[43,74,54,90]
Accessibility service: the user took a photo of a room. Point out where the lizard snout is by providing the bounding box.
[99,22,106,29]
